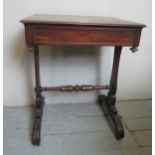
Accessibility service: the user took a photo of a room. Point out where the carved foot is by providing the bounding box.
[98,95,124,140]
[32,118,41,145]
[32,96,45,145]
[130,46,138,53]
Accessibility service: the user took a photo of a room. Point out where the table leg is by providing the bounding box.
[32,46,44,145]
[98,46,124,139]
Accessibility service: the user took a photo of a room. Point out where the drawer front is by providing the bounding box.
[25,25,140,46]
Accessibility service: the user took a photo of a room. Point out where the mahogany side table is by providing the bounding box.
[20,14,146,145]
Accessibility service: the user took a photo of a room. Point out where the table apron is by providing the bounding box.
[25,25,142,47]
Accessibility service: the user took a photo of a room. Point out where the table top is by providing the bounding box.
[20,14,146,28]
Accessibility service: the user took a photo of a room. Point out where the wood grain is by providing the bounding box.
[20,14,146,28]
[25,24,142,47]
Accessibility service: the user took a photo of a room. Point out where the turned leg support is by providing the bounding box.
[32,46,44,145]
[31,45,124,145]
[98,46,124,140]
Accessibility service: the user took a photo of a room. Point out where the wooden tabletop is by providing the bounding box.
[20,14,146,28]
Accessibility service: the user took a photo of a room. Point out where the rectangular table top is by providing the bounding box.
[20,14,146,28]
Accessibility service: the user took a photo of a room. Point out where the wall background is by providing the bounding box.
[4,0,152,106]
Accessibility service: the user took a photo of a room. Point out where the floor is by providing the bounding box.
[4,100,152,155]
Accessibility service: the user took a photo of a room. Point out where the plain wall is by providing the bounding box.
[4,0,152,106]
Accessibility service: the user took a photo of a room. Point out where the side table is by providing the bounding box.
[20,14,146,145]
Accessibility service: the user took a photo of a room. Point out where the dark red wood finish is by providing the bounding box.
[20,14,145,145]
[24,24,143,49]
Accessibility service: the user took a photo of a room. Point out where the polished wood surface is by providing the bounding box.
[20,14,145,145]
[20,14,145,27]
[29,26,138,46]
[21,15,145,49]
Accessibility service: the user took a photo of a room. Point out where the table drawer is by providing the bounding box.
[25,25,141,46]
